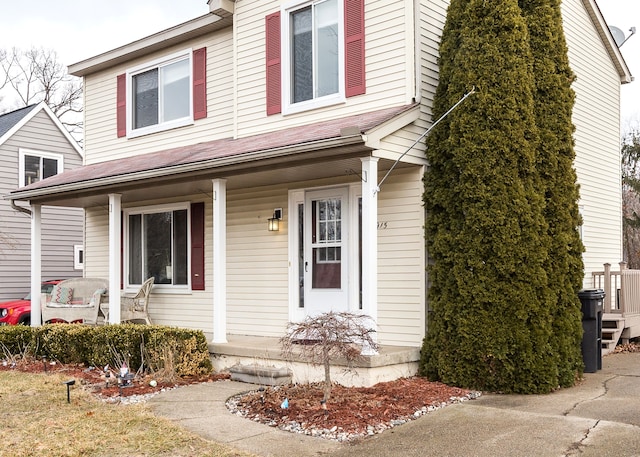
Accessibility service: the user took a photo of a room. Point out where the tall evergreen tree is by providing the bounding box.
[520,0,584,387]
[420,0,558,393]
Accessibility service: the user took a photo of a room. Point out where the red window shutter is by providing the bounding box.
[265,12,282,115]
[116,74,127,137]
[344,0,365,97]
[193,47,207,120]
[191,202,205,290]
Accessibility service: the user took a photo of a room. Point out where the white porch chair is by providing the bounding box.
[121,277,154,324]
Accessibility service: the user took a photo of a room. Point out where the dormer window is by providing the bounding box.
[117,47,207,138]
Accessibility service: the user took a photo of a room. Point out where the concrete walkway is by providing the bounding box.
[148,352,640,457]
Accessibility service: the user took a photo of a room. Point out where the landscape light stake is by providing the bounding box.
[62,379,75,403]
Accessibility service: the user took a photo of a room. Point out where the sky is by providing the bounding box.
[0,0,638,124]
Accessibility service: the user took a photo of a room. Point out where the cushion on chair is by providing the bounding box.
[51,285,74,304]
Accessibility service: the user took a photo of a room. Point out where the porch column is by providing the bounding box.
[212,179,227,343]
[108,193,122,323]
[30,204,42,327]
[361,157,379,331]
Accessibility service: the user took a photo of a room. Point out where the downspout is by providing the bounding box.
[414,0,421,104]
[11,200,31,216]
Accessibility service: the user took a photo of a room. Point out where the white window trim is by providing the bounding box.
[125,49,194,138]
[281,0,346,115]
[18,148,64,187]
[74,245,84,270]
[123,202,191,293]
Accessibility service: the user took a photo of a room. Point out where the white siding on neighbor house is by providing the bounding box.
[82,29,234,165]
[233,0,412,139]
[0,110,83,301]
[563,0,624,286]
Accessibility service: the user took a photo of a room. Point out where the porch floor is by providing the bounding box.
[208,335,421,387]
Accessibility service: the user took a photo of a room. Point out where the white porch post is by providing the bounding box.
[212,179,227,343]
[361,157,379,334]
[30,204,42,327]
[108,193,122,323]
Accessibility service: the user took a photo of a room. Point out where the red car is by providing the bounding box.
[0,280,63,326]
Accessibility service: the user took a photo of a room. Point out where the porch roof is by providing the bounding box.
[6,103,419,207]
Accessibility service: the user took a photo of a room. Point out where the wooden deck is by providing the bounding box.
[593,262,640,353]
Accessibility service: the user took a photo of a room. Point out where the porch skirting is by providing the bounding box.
[208,335,421,388]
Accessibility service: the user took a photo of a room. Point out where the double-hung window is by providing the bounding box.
[266,0,364,115]
[289,0,342,107]
[127,51,192,137]
[125,204,190,289]
[117,47,207,138]
[18,149,63,187]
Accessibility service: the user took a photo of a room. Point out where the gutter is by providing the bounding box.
[11,200,31,216]
[6,134,366,202]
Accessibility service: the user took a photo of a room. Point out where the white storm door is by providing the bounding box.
[304,187,349,316]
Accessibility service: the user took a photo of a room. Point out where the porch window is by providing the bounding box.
[18,149,62,187]
[126,204,189,288]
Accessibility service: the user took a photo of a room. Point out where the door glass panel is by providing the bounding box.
[312,197,341,289]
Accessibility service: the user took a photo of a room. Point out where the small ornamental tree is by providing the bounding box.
[420,0,558,393]
[520,0,585,386]
[281,311,378,403]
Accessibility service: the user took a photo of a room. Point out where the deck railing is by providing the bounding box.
[592,262,640,317]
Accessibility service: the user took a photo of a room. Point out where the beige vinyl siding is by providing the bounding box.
[83,29,234,165]
[227,186,290,336]
[233,0,411,139]
[563,0,623,285]
[377,167,425,346]
[0,110,83,301]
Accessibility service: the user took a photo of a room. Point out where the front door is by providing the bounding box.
[304,187,349,316]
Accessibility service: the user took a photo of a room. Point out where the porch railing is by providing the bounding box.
[592,262,640,316]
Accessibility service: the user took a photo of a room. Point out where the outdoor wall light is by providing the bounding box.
[268,208,282,232]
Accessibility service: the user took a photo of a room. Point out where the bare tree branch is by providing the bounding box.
[280,312,378,403]
[0,46,82,138]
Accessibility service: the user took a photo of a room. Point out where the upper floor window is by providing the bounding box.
[266,0,365,116]
[18,149,63,187]
[133,58,190,129]
[117,47,207,138]
[287,0,342,109]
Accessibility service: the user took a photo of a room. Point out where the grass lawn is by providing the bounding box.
[0,370,254,457]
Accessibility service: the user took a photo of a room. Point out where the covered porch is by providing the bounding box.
[7,104,426,386]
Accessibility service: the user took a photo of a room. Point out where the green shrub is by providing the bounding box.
[0,326,33,357]
[0,324,212,377]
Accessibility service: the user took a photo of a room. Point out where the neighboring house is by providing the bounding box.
[5,0,631,384]
[0,102,84,302]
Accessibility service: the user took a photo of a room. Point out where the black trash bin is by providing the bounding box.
[578,289,605,373]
